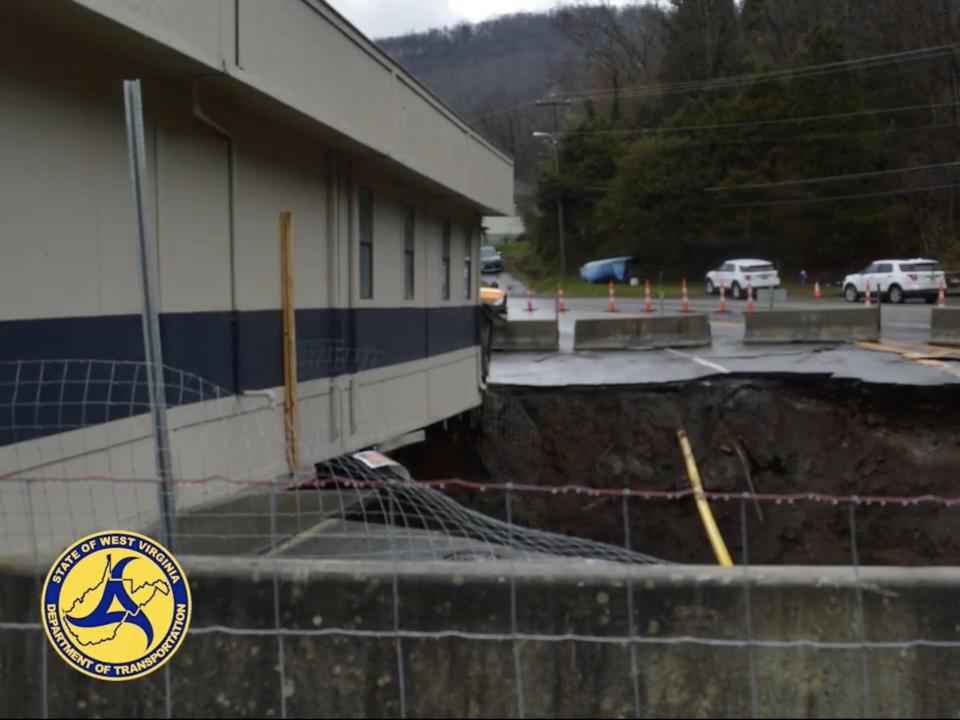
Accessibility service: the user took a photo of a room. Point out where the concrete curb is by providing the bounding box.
[744,307,880,344]
[574,314,712,350]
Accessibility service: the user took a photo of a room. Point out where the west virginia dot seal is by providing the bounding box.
[41,530,191,681]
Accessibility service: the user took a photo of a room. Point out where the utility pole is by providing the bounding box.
[536,94,572,277]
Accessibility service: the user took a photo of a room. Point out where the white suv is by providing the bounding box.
[705,259,781,299]
[842,259,944,304]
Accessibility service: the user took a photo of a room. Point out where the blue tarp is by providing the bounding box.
[579,256,633,283]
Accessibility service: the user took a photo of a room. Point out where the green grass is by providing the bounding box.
[498,240,837,300]
[532,275,835,300]
[531,275,706,298]
[500,240,708,299]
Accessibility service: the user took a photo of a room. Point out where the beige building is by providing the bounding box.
[0,0,513,557]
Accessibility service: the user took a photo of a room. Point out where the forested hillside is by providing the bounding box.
[378,13,583,185]
[380,1,960,277]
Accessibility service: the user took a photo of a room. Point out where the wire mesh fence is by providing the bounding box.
[4,474,960,717]
[296,339,383,381]
[2,359,960,717]
[478,390,541,484]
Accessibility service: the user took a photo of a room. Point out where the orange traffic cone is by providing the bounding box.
[718,283,727,314]
[746,281,754,313]
[814,282,822,300]
[938,281,946,307]
[525,288,535,312]
[557,283,568,313]
[681,278,690,313]
[864,280,872,307]
[643,279,653,313]
[607,279,617,313]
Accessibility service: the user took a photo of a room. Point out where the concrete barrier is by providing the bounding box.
[574,314,711,350]
[5,559,960,717]
[754,288,789,306]
[744,307,880,344]
[491,318,559,352]
[930,307,960,347]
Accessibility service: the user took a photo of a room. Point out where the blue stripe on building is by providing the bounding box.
[0,306,479,447]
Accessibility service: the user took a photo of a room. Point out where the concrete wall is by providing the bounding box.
[3,559,959,717]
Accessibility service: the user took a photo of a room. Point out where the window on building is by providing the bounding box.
[358,187,373,299]
[464,228,472,300]
[441,221,451,301]
[404,207,415,300]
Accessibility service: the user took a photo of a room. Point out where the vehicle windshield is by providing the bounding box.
[481,246,498,258]
[743,263,775,272]
[902,262,942,272]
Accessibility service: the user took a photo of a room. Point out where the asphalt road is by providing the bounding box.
[484,271,960,387]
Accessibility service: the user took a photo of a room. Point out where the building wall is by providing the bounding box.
[0,6,495,556]
[70,0,514,215]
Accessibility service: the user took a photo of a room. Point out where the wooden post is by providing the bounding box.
[280,211,299,474]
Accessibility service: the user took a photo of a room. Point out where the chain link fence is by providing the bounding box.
[2,358,960,717]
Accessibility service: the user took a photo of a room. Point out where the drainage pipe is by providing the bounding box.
[192,79,242,394]
[677,430,734,567]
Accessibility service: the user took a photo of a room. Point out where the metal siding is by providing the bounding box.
[0,48,140,321]
[69,0,514,213]
[157,127,233,312]
[0,9,486,480]
[74,0,226,67]
[237,0,394,159]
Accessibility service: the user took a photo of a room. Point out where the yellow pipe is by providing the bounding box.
[677,430,733,567]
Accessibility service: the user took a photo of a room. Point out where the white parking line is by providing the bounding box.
[665,348,731,374]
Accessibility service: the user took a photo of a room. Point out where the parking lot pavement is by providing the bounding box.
[489,290,960,387]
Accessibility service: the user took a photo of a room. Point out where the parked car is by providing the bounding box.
[481,245,503,274]
[842,259,945,304]
[579,256,637,283]
[704,259,781,299]
[479,281,507,314]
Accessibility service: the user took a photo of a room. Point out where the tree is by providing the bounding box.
[712,24,892,271]
[529,114,625,267]
[660,0,746,85]
[597,134,723,271]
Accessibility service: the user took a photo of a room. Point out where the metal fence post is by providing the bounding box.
[123,79,175,549]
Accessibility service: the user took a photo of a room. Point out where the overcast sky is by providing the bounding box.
[328,0,633,39]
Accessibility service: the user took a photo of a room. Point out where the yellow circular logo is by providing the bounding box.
[40,531,191,681]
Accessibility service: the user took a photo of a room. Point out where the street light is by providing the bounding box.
[533,131,567,277]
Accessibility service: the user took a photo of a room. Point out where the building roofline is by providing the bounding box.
[299,0,512,167]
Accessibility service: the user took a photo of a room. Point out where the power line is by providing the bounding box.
[549,162,960,197]
[555,44,960,102]
[515,121,956,148]
[719,181,960,208]
[469,42,959,122]
[552,101,957,136]
[708,160,960,192]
